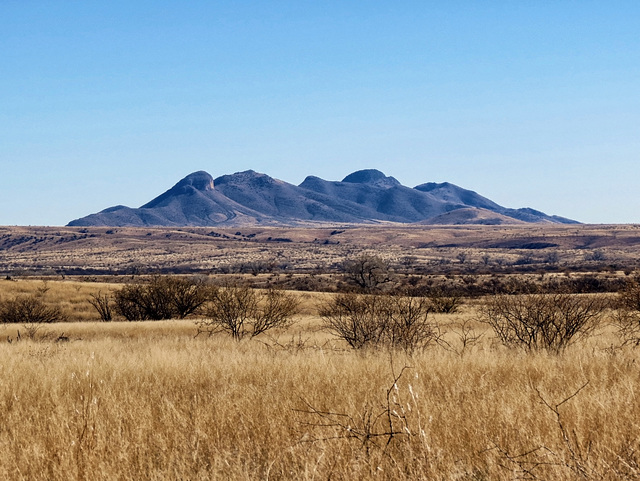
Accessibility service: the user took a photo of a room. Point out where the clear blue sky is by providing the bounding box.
[2,1,639,225]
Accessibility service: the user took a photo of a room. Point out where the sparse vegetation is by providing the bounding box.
[1,225,640,479]
[88,291,113,322]
[0,322,639,480]
[113,276,209,321]
[342,254,391,290]
[613,277,640,346]
[319,292,441,351]
[0,293,66,340]
[0,295,64,325]
[196,285,299,340]
[478,292,609,353]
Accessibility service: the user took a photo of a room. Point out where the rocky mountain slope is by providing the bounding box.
[68,169,578,227]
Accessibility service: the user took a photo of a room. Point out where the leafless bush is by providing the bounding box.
[197,286,299,340]
[448,319,483,357]
[295,365,417,459]
[318,293,386,349]
[252,288,300,338]
[0,295,65,324]
[385,295,442,352]
[0,295,66,340]
[612,278,640,346]
[492,381,593,479]
[342,254,391,290]
[584,249,606,262]
[427,289,461,314]
[113,284,149,321]
[319,292,441,351]
[168,277,210,318]
[618,277,640,311]
[478,293,608,353]
[88,292,113,322]
[113,276,209,321]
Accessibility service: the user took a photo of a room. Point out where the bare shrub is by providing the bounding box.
[342,254,391,290]
[0,295,66,340]
[197,286,298,340]
[493,381,593,479]
[613,309,640,347]
[295,365,416,458]
[584,249,606,262]
[252,288,300,338]
[113,276,209,321]
[113,284,149,321]
[385,295,442,352]
[0,295,65,324]
[88,292,113,322]
[319,292,441,351]
[478,293,608,353]
[618,277,640,311]
[448,319,483,357]
[427,289,461,314]
[612,278,640,346]
[167,277,209,318]
[319,293,386,349]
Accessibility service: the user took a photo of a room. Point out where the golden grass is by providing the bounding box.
[1,312,639,480]
[0,279,118,322]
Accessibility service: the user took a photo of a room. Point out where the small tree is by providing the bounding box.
[166,277,209,319]
[197,286,298,340]
[113,284,151,321]
[478,293,607,353]
[343,255,391,290]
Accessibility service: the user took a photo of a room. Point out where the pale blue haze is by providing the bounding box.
[1,1,639,225]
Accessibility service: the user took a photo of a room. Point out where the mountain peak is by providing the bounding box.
[214,170,266,185]
[175,171,215,192]
[342,169,400,188]
[138,171,214,210]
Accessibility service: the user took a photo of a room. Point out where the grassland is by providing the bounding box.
[1,225,640,479]
[1,314,638,480]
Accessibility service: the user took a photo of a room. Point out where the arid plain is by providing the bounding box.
[1,224,640,480]
[2,223,640,276]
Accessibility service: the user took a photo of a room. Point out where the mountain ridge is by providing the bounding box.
[67,169,579,227]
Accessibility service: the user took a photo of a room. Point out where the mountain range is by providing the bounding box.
[67,169,578,227]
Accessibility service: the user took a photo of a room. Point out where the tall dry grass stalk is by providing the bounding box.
[0,317,638,480]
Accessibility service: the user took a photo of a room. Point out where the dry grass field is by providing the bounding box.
[1,226,640,480]
[0,279,638,480]
[1,315,639,480]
